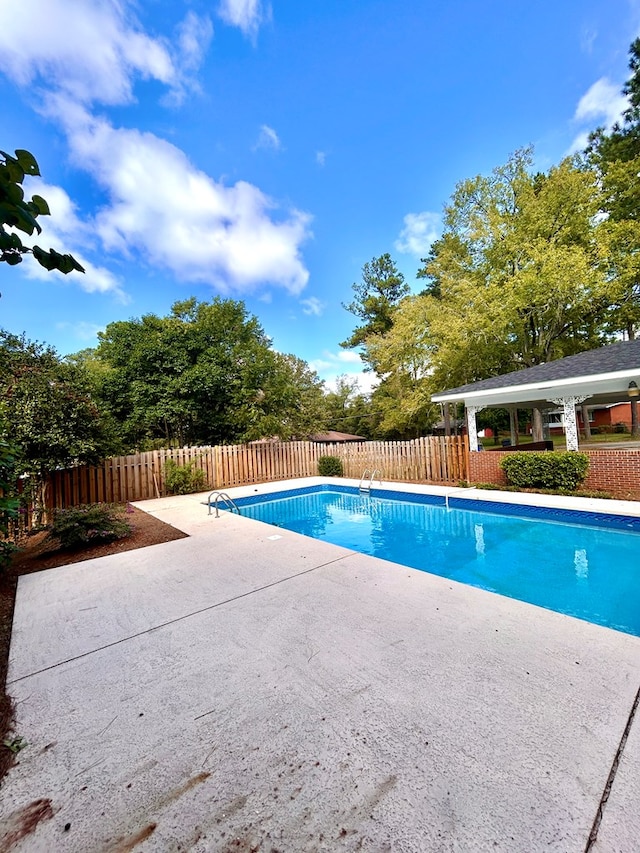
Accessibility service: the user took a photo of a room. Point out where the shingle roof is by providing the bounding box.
[310,430,367,442]
[436,339,640,397]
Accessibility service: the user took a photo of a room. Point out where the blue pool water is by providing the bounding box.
[232,486,640,636]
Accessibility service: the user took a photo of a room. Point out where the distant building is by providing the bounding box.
[546,402,632,435]
[310,430,367,443]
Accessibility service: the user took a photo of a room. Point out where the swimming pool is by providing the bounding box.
[231,485,640,637]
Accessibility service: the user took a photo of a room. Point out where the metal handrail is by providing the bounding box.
[358,469,371,491]
[359,468,382,492]
[207,490,241,517]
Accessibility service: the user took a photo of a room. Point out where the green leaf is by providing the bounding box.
[0,203,20,228]
[0,229,24,251]
[32,245,57,271]
[11,204,41,236]
[30,194,50,216]
[3,252,23,265]
[2,182,24,205]
[26,200,43,217]
[0,153,25,185]
[32,246,85,275]
[15,149,40,177]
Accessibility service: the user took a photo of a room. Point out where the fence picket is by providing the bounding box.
[6,436,467,530]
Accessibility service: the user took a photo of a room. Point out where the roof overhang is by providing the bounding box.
[431,367,640,409]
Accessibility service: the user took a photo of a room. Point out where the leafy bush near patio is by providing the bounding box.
[47,504,132,551]
[163,458,206,495]
[500,452,589,491]
[0,439,19,571]
[318,455,344,477]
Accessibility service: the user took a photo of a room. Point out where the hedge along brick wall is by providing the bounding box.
[468,450,640,500]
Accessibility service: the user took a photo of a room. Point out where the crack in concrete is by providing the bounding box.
[8,551,359,685]
[584,683,640,852]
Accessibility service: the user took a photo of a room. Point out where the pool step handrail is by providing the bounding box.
[359,468,382,492]
[207,490,241,517]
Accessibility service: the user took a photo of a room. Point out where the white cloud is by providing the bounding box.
[23,250,126,299]
[568,77,629,153]
[56,320,105,342]
[0,0,211,106]
[395,211,442,256]
[48,104,311,294]
[322,370,378,395]
[18,179,127,300]
[316,151,326,167]
[254,124,282,151]
[0,0,170,105]
[218,0,271,39]
[580,27,597,55]
[575,78,628,126]
[176,11,214,73]
[309,350,378,394]
[0,0,309,298]
[335,350,362,364]
[300,296,325,316]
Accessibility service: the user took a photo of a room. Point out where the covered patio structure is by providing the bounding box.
[431,339,640,452]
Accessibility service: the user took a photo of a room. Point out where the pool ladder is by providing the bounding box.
[359,468,381,493]
[207,491,241,517]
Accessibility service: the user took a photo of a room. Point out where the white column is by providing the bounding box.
[466,405,484,452]
[509,407,518,446]
[549,396,587,451]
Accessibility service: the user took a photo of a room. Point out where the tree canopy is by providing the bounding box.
[586,40,640,341]
[91,297,326,448]
[342,149,621,435]
[341,253,409,373]
[361,149,611,420]
[0,330,116,480]
[323,375,378,438]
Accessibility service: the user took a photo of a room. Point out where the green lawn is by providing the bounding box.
[480,432,637,450]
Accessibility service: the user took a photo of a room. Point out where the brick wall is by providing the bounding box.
[468,451,508,488]
[581,450,640,499]
[468,449,640,500]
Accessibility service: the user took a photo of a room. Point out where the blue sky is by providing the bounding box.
[0,0,638,392]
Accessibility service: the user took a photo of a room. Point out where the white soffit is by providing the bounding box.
[431,367,640,406]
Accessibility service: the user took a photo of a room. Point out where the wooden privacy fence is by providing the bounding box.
[324,437,467,483]
[13,436,467,525]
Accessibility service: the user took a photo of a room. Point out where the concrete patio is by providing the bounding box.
[1,480,639,852]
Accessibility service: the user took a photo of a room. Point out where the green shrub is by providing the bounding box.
[318,455,344,477]
[47,504,132,551]
[0,438,19,571]
[500,452,589,491]
[164,458,206,495]
[0,540,17,572]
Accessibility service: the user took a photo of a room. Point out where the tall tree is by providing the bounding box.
[323,376,378,438]
[0,331,116,512]
[366,297,438,437]
[93,297,325,449]
[586,39,640,434]
[341,253,410,373]
[418,149,611,391]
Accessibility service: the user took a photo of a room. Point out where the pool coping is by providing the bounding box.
[216,479,640,533]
